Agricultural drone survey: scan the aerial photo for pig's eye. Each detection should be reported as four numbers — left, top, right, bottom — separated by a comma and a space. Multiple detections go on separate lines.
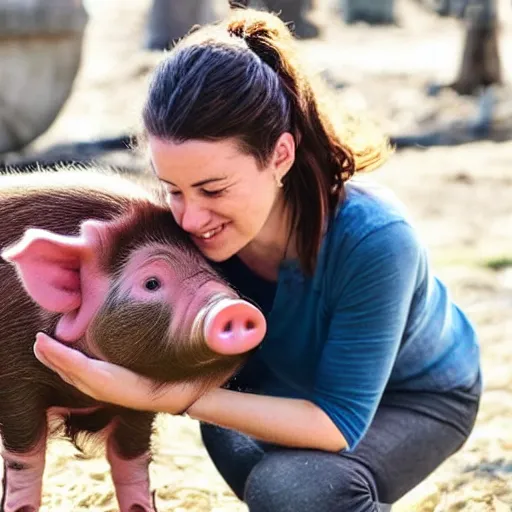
144, 277, 161, 291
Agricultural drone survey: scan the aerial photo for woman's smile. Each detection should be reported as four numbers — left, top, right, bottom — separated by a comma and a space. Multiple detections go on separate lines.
192, 223, 229, 246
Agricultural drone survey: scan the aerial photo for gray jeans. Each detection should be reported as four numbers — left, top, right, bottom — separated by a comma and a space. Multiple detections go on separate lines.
200, 375, 481, 512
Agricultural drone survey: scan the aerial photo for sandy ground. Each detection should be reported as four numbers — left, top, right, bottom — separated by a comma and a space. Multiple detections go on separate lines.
5, 0, 512, 510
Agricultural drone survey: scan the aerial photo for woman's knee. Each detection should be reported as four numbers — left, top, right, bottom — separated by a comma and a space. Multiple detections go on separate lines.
244, 450, 380, 512
200, 422, 264, 461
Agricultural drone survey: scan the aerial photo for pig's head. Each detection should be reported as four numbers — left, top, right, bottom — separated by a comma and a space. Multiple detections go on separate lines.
1, 203, 266, 388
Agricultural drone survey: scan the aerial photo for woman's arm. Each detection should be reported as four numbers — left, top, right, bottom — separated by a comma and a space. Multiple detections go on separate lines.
311, 221, 422, 449
33, 332, 347, 452
187, 387, 348, 452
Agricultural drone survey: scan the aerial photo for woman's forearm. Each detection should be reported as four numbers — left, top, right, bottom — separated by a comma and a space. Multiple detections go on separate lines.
185, 388, 348, 453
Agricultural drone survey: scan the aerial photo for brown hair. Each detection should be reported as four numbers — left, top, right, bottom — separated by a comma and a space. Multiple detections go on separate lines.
142, 8, 392, 275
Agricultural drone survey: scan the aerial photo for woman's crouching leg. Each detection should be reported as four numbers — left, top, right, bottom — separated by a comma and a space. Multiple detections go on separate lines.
244, 449, 382, 512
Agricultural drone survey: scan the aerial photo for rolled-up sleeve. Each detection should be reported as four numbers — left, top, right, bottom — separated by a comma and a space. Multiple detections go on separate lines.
312, 221, 422, 450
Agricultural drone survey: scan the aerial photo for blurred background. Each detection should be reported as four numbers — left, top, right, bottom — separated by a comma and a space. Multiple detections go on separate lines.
1, 0, 511, 510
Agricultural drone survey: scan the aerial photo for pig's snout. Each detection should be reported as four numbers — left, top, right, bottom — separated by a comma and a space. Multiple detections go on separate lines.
203, 299, 266, 355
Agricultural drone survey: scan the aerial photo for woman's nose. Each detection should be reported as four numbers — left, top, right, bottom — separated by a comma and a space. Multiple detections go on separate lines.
178, 202, 211, 234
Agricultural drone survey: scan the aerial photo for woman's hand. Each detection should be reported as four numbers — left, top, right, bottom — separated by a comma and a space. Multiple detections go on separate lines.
33, 332, 212, 414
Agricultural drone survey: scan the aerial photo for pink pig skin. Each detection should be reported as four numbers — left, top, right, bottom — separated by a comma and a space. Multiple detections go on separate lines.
107, 440, 156, 512
2, 446, 46, 512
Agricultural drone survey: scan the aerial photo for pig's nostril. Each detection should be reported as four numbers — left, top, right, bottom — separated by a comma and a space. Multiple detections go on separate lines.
222, 320, 256, 333
204, 299, 267, 354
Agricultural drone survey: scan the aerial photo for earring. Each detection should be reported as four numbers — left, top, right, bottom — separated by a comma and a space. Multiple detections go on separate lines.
274, 174, 283, 188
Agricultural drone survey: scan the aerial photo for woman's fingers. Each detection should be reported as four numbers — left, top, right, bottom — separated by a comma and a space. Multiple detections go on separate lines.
34, 332, 167, 410
35, 332, 89, 373
34, 332, 124, 401
32, 332, 221, 414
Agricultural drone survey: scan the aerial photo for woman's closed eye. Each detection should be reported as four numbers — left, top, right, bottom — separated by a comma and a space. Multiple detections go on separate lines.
201, 187, 227, 198
165, 187, 228, 198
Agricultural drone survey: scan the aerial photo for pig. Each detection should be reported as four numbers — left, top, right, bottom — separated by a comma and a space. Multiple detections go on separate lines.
0, 165, 266, 512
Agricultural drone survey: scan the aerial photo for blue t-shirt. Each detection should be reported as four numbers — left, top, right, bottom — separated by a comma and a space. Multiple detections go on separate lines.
214, 178, 481, 450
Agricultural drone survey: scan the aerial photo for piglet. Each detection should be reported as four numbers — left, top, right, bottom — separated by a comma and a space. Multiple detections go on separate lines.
0, 166, 266, 512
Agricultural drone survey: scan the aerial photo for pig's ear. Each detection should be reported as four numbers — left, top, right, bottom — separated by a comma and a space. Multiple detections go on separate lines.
2, 228, 92, 313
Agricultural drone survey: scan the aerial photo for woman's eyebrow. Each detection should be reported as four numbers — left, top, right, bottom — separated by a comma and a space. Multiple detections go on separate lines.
149, 160, 228, 187
157, 175, 229, 188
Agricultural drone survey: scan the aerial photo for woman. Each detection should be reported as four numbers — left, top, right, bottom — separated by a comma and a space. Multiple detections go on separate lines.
34, 8, 482, 511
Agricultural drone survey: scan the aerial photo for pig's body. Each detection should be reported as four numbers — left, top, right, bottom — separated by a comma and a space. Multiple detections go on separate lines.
0, 169, 170, 512
0, 167, 266, 512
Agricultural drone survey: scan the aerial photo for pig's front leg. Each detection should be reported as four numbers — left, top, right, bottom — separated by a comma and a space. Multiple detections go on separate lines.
0, 399, 47, 512
107, 410, 157, 512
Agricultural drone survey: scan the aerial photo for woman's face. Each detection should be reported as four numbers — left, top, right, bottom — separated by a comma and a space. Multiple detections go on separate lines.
148, 135, 295, 262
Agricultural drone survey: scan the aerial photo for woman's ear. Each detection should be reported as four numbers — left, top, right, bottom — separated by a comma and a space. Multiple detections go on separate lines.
271, 132, 296, 182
